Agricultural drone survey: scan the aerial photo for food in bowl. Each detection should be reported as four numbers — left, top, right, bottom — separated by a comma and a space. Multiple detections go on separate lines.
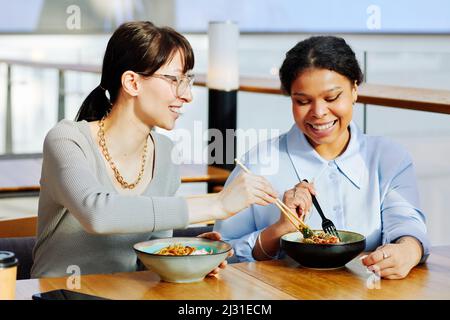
155, 243, 214, 256
134, 237, 231, 283
281, 230, 366, 269
302, 231, 340, 244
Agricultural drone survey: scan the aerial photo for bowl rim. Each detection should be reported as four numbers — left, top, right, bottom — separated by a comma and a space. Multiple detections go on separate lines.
133, 237, 232, 257
281, 230, 366, 247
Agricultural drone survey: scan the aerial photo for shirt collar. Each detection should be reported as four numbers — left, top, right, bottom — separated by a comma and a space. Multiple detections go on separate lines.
286, 121, 366, 189
286, 124, 327, 183
334, 121, 366, 189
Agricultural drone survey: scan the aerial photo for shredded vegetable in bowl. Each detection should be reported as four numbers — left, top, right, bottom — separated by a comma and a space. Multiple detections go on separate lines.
190, 248, 213, 255
155, 243, 214, 256
302, 231, 340, 244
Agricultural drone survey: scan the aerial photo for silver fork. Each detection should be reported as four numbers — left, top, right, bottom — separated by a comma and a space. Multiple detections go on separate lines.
302, 179, 341, 240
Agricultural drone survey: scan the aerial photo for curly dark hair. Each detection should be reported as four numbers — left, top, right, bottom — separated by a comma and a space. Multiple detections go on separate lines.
279, 36, 363, 95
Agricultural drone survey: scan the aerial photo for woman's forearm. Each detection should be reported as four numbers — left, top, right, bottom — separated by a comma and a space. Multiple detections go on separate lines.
185, 172, 279, 225
185, 193, 225, 224
252, 221, 290, 261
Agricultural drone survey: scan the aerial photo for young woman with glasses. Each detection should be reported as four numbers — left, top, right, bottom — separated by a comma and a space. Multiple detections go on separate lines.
31, 21, 278, 278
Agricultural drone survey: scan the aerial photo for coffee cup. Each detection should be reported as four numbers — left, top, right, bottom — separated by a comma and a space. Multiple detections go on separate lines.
0, 251, 18, 300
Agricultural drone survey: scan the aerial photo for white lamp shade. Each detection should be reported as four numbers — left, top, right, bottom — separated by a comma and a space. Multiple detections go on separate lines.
207, 21, 239, 91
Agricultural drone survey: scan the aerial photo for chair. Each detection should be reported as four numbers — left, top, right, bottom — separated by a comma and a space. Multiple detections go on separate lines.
0, 236, 36, 280
0, 216, 38, 279
172, 225, 213, 237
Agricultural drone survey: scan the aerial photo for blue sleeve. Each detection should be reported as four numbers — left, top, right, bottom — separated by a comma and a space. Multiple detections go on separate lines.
381, 154, 430, 264
213, 165, 261, 262
214, 211, 261, 263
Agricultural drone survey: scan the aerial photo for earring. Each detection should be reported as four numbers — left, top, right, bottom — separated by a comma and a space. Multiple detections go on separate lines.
105, 90, 113, 106
105, 89, 111, 101
99, 84, 113, 106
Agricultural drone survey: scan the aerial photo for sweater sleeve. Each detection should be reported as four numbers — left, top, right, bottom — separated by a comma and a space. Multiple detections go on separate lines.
41, 124, 189, 235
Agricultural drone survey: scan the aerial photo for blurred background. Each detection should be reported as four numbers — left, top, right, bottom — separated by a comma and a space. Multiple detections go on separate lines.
0, 0, 449, 245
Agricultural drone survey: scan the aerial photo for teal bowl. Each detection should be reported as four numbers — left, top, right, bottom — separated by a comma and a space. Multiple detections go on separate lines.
134, 237, 232, 283
281, 230, 366, 269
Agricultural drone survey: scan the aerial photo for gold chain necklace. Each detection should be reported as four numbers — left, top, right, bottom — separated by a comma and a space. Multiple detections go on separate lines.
97, 116, 148, 189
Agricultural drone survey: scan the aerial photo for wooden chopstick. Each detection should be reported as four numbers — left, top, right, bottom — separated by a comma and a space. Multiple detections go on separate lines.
276, 198, 311, 229
274, 201, 303, 230
234, 159, 312, 232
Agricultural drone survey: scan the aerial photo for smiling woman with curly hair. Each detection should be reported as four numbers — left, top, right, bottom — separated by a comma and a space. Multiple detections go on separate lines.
215, 36, 430, 280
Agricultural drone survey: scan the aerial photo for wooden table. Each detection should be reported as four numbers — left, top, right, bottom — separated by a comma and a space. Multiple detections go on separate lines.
15, 246, 450, 300
0, 216, 37, 238
234, 246, 450, 300
179, 164, 230, 184
15, 266, 293, 300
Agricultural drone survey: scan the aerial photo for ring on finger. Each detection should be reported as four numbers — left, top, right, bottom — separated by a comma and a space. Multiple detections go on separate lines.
382, 250, 390, 260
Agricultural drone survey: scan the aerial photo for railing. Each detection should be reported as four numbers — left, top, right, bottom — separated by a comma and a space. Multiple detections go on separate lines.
193, 74, 450, 114
1, 58, 450, 154
0, 153, 231, 195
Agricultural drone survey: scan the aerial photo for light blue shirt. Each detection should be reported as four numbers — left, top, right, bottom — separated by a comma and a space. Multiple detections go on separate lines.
214, 122, 430, 263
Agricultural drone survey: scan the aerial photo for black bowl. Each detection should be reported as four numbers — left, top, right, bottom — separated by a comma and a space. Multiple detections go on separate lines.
281, 230, 366, 269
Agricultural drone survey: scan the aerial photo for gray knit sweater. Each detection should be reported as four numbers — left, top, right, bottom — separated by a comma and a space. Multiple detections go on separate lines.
31, 119, 188, 278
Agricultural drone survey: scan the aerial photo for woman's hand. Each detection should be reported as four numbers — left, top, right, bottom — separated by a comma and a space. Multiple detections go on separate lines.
278, 181, 315, 233
361, 236, 423, 279
197, 231, 234, 278
217, 172, 278, 219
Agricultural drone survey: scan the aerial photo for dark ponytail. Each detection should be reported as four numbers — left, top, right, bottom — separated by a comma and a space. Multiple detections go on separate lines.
75, 21, 194, 121
75, 85, 112, 121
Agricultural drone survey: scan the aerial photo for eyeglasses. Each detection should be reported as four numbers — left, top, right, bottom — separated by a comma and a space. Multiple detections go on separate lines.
139, 72, 195, 97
